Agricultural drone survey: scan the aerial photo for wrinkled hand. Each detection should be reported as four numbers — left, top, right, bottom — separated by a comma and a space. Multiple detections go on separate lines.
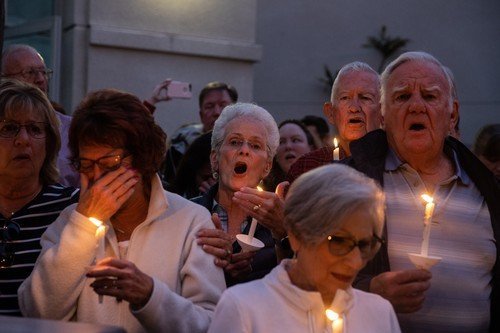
198, 177, 217, 195
76, 167, 139, 221
146, 79, 172, 105
370, 269, 432, 313
224, 251, 256, 279
87, 257, 153, 309
196, 213, 234, 268
232, 181, 289, 239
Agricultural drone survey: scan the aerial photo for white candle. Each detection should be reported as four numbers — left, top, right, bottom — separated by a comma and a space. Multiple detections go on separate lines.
325, 289, 348, 333
89, 217, 107, 303
248, 218, 258, 242
420, 194, 435, 257
248, 186, 264, 242
333, 137, 340, 161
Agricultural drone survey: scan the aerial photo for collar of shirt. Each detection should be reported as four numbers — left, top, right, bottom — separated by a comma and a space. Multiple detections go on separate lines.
212, 201, 249, 233
384, 145, 470, 186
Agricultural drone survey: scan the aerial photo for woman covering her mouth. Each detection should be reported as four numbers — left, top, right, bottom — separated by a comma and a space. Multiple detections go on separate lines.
193, 102, 280, 286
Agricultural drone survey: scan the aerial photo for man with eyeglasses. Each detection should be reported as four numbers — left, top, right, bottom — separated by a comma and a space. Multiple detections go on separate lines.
1, 44, 79, 188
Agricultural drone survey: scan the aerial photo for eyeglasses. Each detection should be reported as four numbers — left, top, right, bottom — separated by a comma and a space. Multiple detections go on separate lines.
327, 233, 385, 259
0, 220, 21, 268
2, 67, 53, 80
71, 153, 130, 173
0, 120, 48, 139
223, 137, 269, 152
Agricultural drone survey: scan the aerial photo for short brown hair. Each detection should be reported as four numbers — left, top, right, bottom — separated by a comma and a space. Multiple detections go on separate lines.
0, 78, 61, 185
69, 89, 167, 194
198, 81, 238, 108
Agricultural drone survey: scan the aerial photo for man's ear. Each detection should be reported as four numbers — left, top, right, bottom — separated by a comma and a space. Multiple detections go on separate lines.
323, 102, 336, 125
449, 100, 460, 134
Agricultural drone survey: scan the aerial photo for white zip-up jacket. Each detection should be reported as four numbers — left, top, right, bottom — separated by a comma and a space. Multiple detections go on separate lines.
19, 175, 225, 333
208, 260, 400, 333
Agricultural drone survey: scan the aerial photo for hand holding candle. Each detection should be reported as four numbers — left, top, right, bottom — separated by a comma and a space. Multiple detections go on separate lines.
333, 137, 340, 161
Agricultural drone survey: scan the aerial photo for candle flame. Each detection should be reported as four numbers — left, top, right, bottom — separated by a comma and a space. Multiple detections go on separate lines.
89, 217, 103, 227
325, 309, 339, 321
333, 137, 338, 148
257, 186, 263, 192
421, 194, 434, 204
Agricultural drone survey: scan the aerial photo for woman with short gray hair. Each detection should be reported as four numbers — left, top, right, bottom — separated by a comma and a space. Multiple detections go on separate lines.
194, 102, 281, 286
209, 164, 400, 333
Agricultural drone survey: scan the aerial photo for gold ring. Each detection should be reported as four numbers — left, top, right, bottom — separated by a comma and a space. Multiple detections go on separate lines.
225, 249, 232, 258
253, 204, 261, 211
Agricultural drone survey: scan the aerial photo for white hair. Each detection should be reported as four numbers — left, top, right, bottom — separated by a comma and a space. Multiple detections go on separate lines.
211, 102, 279, 160
330, 61, 380, 103
284, 164, 385, 245
380, 51, 454, 115
1, 44, 43, 72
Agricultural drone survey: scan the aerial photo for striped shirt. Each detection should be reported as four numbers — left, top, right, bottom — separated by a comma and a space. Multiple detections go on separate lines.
0, 184, 79, 316
384, 148, 494, 333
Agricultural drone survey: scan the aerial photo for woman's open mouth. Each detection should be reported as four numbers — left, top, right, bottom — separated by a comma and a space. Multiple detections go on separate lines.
234, 161, 248, 175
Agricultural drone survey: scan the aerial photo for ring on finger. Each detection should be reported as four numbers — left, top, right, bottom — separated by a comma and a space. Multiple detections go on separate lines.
253, 204, 261, 211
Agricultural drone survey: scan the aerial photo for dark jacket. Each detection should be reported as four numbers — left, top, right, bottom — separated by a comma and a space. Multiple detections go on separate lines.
191, 185, 277, 287
344, 129, 500, 332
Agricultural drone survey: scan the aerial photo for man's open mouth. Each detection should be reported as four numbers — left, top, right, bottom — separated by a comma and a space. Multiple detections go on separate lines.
348, 118, 364, 124
409, 123, 426, 131
234, 162, 247, 174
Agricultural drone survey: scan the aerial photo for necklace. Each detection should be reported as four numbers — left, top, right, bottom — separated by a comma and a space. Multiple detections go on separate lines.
0, 186, 42, 218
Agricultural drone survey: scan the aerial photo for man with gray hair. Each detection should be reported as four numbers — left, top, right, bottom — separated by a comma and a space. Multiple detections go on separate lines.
1, 44, 78, 187
287, 61, 381, 183
346, 51, 499, 332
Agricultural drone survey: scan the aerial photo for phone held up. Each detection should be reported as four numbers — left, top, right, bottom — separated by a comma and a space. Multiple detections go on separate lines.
167, 81, 192, 99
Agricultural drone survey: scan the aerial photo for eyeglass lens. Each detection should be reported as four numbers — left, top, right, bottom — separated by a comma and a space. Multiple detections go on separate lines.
327, 234, 381, 258
74, 155, 125, 172
0, 121, 47, 139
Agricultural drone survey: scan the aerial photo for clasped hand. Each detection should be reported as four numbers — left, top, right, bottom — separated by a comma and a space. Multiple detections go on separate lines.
87, 257, 154, 309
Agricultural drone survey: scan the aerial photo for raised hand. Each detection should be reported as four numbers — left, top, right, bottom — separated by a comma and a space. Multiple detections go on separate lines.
76, 167, 139, 221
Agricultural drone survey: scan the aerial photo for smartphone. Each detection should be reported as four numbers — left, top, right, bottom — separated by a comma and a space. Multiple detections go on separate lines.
167, 81, 192, 99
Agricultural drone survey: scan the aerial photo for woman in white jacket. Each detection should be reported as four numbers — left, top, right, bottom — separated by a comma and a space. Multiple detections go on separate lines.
209, 164, 401, 333
18, 89, 225, 333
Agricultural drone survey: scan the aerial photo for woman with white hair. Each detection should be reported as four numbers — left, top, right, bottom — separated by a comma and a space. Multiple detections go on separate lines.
194, 102, 280, 286
209, 164, 401, 333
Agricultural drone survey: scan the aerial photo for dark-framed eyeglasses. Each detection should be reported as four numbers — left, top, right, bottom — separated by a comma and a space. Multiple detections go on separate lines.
2, 67, 53, 80
71, 153, 130, 173
0, 120, 48, 139
327, 232, 385, 259
0, 220, 21, 268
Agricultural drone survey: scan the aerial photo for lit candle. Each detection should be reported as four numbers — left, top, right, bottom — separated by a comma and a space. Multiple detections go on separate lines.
333, 137, 340, 161
89, 217, 107, 303
325, 289, 348, 333
420, 194, 435, 257
248, 186, 264, 242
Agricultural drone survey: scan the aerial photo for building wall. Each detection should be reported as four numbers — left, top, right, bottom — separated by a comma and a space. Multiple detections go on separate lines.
254, 0, 500, 146
61, 0, 260, 138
